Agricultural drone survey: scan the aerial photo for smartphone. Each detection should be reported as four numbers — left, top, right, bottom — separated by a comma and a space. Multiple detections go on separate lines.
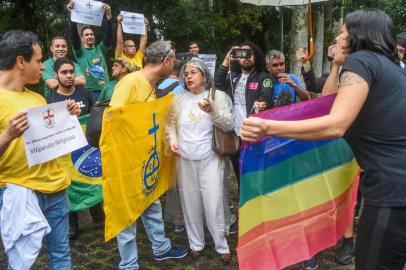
232, 48, 252, 59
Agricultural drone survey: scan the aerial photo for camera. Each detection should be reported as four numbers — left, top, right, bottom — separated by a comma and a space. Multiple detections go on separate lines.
232, 48, 252, 59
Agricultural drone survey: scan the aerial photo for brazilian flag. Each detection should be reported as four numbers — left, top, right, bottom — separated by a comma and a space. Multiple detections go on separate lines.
58, 115, 103, 211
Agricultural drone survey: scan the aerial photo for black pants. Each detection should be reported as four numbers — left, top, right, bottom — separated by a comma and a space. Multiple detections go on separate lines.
356, 205, 406, 270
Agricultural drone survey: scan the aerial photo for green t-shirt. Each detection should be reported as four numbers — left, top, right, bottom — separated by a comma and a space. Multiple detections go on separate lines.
72, 42, 110, 92
98, 80, 117, 102
41, 58, 84, 98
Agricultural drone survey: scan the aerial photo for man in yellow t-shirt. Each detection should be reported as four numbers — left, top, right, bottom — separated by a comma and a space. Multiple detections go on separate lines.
110, 40, 189, 269
0, 30, 80, 269
115, 14, 149, 72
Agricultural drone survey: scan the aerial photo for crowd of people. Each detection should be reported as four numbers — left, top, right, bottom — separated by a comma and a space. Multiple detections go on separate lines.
0, 3, 406, 270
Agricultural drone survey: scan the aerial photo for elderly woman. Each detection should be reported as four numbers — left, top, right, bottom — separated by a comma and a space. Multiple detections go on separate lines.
165, 58, 233, 262
241, 9, 406, 270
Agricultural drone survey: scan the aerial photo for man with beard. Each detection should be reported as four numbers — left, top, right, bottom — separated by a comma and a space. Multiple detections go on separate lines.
46, 57, 94, 115
67, 0, 113, 100
215, 41, 273, 234
46, 57, 101, 241
215, 41, 273, 180
110, 40, 189, 270
265, 50, 310, 106
42, 36, 86, 98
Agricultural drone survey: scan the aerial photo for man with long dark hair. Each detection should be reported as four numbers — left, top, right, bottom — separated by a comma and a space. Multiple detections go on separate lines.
215, 41, 273, 179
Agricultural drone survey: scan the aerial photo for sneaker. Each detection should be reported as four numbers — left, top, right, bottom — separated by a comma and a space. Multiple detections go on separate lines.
153, 246, 189, 261
302, 257, 319, 270
174, 224, 185, 233
335, 237, 354, 265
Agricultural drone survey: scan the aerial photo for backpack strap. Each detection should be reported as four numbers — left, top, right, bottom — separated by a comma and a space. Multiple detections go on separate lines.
156, 80, 179, 98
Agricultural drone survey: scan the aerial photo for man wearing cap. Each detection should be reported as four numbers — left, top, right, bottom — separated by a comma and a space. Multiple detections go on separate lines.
110, 40, 189, 270
115, 14, 148, 72
98, 58, 132, 102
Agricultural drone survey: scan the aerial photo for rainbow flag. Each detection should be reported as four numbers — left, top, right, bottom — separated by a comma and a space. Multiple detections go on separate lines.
237, 95, 359, 270
58, 115, 103, 211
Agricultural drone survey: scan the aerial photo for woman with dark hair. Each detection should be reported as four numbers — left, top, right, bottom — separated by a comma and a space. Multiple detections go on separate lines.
241, 8, 406, 270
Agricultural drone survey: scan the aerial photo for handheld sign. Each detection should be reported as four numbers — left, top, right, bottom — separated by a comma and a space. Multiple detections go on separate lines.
198, 54, 217, 78
120, 11, 145, 35
23, 101, 88, 167
71, 0, 104, 27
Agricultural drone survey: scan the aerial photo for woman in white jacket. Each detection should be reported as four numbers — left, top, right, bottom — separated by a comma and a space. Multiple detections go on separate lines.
165, 58, 233, 262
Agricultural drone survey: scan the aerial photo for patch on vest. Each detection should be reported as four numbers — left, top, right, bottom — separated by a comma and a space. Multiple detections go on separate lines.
263, 79, 273, 88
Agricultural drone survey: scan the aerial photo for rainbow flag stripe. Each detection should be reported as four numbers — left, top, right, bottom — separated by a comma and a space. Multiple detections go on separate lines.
237, 95, 359, 270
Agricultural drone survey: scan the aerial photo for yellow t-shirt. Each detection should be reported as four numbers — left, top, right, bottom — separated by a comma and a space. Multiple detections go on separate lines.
115, 50, 144, 72
0, 88, 70, 193
110, 71, 155, 106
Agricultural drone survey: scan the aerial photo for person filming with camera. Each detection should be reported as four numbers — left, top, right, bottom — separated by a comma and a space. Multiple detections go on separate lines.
214, 42, 273, 223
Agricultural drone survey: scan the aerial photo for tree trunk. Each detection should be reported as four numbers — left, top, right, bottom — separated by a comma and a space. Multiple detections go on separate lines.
313, 4, 324, 78
289, 6, 308, 79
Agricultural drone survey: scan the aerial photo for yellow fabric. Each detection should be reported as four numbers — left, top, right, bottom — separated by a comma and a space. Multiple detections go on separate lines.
110, 71, 155, 106
0, 88, 70, 192
115, 50, 144, 72
100, 94, 174, 241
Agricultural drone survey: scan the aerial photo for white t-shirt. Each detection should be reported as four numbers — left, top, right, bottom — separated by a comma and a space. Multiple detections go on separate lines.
233, 73, 248, 135
178, 91, 214, 160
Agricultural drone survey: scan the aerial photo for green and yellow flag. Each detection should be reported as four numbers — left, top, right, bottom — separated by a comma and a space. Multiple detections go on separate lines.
100, 95, 174, 241
58, 115, 103, 212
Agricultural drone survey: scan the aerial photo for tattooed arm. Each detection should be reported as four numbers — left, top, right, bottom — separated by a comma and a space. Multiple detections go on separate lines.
240, 71, 369, 142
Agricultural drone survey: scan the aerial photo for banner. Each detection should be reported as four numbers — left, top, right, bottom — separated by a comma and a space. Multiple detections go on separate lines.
71, 0, 104, 27
23, 101, 87, 167
100, 95, 174, 241
198, 54, 217, 78
237, 94, 359, 270
120, 11, 145, 35
58, 115, 103, 212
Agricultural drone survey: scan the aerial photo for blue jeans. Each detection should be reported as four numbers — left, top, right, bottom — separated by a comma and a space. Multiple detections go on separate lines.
117, 200, 171, 270
0, 188, 71, 270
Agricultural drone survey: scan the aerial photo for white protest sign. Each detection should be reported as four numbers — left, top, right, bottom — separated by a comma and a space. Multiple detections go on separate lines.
23, 101, 88, 167
71, 0, 104, 27
120, 11, 145, 35
198, 54, 217, 78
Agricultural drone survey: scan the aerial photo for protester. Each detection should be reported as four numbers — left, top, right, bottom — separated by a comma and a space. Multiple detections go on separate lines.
98, 57, 132, 102
166, 58, 233, 262
298, 40, 357, 266
67, 0, 113, 100
42, 36, 86, 98
0, 30, 80, 270
215, 41, 273, 180
157, 58, 184, 97
115, 14, 148, 72
396, 32, 406, 68
45, 57, 104, 240
188, 41, 200, 56
158, 58, 185, 233
241, 8, 406, 270
265, 50, 310, 106
109, 40, 189, 269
